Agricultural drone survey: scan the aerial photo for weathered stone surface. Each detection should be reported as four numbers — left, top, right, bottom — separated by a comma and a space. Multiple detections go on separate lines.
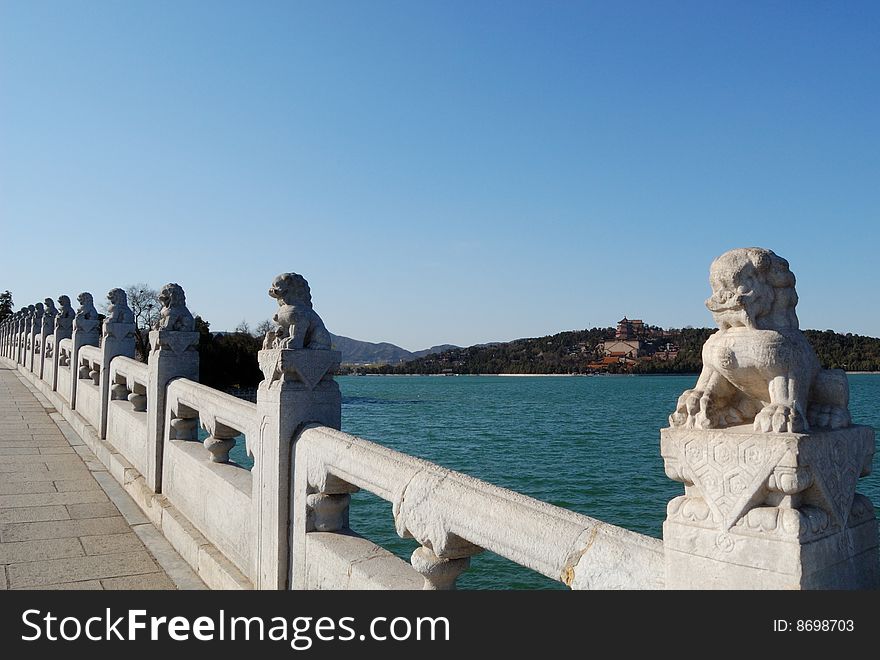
131, 523, 206, 590
670, 248, 851, 434
55, 295, 74, 337
0, 505, 70, 524
265, 272, 332, 350
67, 502, 120, 519
102, 572, 176, 590
662, 249, 877, 590
0, 516, 132, 542
0, 538, 84, 564
661, 423, 877, 589
7, 550, 159, 588
0, 482, 57, 496
19, 579, 103, 590
53, 479, 101, 492
146, 317, 199, 490
80, 533, 144, 555
303, 531, 423, 590
154, 283, 195, 331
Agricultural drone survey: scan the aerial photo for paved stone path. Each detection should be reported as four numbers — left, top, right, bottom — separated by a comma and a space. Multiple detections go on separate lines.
0, 363, 205, 590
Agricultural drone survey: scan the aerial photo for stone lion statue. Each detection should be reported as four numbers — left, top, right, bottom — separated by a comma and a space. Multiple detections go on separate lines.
75, 292, 98, 320
56, 295, 74, 331
42, 297, 57, 329
105, 288, 134, 324
669, 247, 850, 433
267, 272, 332, 350
155, 283, 195, 332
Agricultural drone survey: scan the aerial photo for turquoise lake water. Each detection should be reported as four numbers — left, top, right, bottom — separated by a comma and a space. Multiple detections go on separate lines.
229, 373, 880, 590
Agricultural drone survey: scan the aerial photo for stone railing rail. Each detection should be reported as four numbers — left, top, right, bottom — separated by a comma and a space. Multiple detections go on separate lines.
163, 378, 257, 582
292, 424, 664, 589
1, 255, 877, 590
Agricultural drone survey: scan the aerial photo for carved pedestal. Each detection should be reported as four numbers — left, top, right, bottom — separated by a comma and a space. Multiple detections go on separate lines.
147, 330, 199, 491
254, 347, 342, 589
99, 321, 136, 438
70, 319, 100, 408
661, 425, 878, 589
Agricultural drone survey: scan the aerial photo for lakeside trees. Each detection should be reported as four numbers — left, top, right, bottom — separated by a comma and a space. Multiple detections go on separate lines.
352, 327, 880, 375
0, 291, 13, 323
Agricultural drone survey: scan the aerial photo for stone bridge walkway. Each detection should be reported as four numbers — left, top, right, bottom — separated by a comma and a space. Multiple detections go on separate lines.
0, 364, 205, 590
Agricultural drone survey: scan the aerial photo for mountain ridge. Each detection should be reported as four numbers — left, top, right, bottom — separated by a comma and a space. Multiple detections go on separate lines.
329, 333, 458, 365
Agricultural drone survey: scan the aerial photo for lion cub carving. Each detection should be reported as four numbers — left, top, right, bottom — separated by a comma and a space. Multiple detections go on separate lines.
266, 272, 332, 350
669, 247, 850, 433
154, 283, 195, 332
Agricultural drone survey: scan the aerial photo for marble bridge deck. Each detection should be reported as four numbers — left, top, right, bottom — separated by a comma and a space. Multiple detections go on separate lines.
0, 363, 204, 590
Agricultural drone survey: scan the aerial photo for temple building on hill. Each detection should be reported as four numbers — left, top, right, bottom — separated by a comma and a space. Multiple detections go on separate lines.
593, 318, 680, 369
600, 317, 647, 359
615, 317, 644, 340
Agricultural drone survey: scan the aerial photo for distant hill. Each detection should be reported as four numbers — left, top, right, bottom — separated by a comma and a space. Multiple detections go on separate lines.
410, 344, 459, 359
330, 334, 459, 365
360, 327, 880, 375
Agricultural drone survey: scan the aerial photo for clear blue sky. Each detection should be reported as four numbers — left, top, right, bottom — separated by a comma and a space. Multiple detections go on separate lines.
1, 1, 877, 350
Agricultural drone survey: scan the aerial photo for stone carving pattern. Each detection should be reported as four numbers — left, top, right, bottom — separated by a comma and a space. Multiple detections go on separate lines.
669, 247, 851, 433
663, 430, 874, 543
55, 295, 75, 334
74, 292, 99, 332
154, 283, 195, 332
266, 272, 331, 350
42, 298, 57, 334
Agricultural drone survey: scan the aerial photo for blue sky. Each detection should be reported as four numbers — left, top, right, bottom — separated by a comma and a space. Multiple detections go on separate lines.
1, 1, 877, 350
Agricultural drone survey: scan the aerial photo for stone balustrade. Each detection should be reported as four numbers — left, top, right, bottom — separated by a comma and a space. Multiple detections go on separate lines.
292, 424, 664, 589
0, 253, 877, 590
163, 378, 257, 582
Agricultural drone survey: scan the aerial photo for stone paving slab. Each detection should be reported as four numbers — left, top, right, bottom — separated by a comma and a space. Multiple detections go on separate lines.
0, 537, 84, 564
0, 482, 57, 496
0, 364, 205, 590
102, 572, 176, 590
0, 490, 108, 508
80, 533, 144, 556
19, 579, 102, 590
53, 478, 102, 492
6, 550, 160, 588
0, 505, 70, 524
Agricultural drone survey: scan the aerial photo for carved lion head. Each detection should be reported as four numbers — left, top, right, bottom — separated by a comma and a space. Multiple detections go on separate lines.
58, 295, 71, 308
77, 292, 93, 307
159, 283, 186, 309
269, 272, 313, 308
107, 288, 127, 307
706, 247, 798, 331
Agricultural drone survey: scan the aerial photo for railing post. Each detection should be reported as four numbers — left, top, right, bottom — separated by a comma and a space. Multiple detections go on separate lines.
70, 293, 100, 410
28, 302, 43, 373
20, 305, 34, 366
146, 283, 199, 492
21, 308, 33, 366
38, 298, 57, 380
98, 288, 136, 439
253, 272, 341, 590
52, 296, 74, 392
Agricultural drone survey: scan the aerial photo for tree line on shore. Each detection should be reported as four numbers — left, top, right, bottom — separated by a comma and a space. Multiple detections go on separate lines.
343, 327, 880, 376
4, 288, 879, 387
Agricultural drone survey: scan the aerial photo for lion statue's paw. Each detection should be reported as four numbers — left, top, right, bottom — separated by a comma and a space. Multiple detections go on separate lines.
807, 404, 851, 430
753, 403, 807, 433
669, 389, 721, 429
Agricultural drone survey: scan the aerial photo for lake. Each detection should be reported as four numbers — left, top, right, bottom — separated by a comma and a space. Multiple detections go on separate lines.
230, 373, 880, 589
